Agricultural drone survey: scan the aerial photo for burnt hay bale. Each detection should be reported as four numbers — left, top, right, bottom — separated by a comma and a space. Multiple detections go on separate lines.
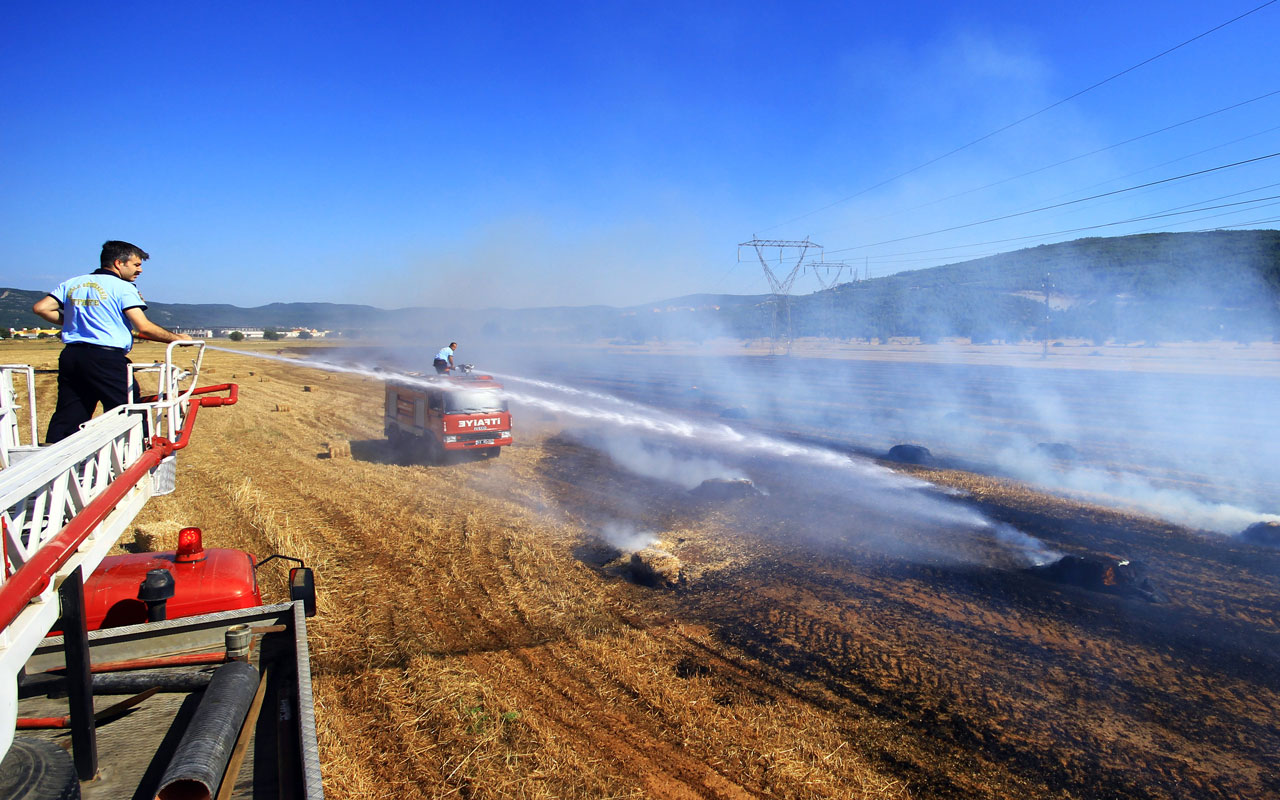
1029, 555, 1166, 603
887, 444, 932, 465
689, 478, 761, 500
1239, 521, 1280, 547
1035, 442, 1078, 461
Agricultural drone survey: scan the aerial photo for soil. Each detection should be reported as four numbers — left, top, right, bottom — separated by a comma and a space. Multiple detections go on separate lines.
7, 338, 1277, 799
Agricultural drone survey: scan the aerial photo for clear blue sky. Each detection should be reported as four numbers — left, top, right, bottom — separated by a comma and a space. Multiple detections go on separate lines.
2, 1, 1277, 309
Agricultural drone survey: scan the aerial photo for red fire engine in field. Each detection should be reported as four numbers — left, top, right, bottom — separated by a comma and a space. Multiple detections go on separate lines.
385, 365, 512, 462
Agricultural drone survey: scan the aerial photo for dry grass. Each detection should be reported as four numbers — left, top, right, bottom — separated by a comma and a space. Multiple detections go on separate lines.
7, 337, 1275, 800
15, 339, 908, 799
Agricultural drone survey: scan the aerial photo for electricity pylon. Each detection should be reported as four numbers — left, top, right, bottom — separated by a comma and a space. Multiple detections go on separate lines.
805, 261, 852, 339
737, 237, 821, 353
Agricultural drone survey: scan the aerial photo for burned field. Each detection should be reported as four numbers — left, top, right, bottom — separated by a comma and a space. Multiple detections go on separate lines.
539, 431, 1280, 800
499, 349, 1280, 516
43, 340, 1273, 800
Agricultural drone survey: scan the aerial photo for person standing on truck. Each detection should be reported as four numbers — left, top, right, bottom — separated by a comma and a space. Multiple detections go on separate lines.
32, 240, 191, 443
433, 341, 457, 374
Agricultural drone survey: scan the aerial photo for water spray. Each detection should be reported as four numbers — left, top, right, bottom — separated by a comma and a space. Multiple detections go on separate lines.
207, 347, 1061, 565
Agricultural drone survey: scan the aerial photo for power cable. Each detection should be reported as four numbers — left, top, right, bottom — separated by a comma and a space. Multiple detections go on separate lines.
811, 93, 1280, 239
759, 0, 1279, 235
824, 151, 1280, 254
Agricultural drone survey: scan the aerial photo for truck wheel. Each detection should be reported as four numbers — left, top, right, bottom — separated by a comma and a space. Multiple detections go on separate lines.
0, 737, 80, 800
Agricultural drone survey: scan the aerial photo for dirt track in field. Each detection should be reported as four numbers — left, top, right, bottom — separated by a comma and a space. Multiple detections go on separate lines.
14, 338, 1277, 799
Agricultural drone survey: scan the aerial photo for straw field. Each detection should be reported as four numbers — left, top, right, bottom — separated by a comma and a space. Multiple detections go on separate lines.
7, 338, 1278, 799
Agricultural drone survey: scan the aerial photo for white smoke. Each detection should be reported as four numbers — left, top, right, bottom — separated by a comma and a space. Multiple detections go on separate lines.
991, 522, 1062, 567
599, 520, 660, 553
590, 434, 747, 490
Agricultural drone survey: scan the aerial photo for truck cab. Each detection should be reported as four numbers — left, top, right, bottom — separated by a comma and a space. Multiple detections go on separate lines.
385, 368, 513, 462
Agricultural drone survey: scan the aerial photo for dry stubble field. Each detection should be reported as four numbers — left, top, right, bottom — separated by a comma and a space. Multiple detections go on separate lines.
7, 338, 1278, 799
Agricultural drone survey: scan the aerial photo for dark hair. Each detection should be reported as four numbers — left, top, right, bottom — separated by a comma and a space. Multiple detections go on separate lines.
100, 240, 150, 270
450, 342, 458, 348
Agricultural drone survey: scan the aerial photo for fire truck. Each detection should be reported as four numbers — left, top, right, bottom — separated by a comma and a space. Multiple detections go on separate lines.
384, 365, 512, 462
0, 343, 321, 800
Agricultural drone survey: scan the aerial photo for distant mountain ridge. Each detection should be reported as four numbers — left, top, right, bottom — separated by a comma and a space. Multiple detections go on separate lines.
3, 231, 1276, 343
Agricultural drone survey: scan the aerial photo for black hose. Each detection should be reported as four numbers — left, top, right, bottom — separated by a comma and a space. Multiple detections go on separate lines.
155, 660, 259, 800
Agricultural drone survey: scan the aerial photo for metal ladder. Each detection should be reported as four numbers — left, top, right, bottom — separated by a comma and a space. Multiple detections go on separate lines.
0, 341, 231, 759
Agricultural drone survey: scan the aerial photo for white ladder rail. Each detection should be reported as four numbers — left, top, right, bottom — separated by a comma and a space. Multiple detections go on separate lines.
0, 342, 208, 759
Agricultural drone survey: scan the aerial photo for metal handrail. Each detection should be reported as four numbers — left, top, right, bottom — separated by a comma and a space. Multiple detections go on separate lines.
0, 343, 237, 760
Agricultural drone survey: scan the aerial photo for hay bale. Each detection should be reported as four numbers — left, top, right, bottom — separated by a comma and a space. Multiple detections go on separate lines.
328, 441, 351, 459
625, 548, 683, 587
887, 444, 932, 464
1029, 555, 1165, 603
302, 385, 312, 392
275, 403, 291, 412
689, 478, 761, 500
1035, 442, 1078, 461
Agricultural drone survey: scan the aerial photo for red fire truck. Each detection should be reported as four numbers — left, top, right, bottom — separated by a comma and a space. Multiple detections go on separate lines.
384, 365, 512, 462
0, 343, 321, 800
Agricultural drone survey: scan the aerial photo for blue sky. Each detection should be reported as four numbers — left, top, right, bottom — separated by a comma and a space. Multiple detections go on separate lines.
2, 1, 1277, 309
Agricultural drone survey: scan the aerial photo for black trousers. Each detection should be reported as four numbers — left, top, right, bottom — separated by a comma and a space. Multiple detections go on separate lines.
433, 358, 449, 374
45, 344, 139, 443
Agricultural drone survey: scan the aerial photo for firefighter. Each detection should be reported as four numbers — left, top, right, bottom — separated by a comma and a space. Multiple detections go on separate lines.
433, 341, 457, 374
32, 240, 191, 443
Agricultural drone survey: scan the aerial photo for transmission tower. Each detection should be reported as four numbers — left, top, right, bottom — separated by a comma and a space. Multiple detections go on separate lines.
737, 237, 821, 353
805, 261, 853, 339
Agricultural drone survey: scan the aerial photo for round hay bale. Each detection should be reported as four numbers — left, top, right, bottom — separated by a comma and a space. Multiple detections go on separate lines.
625, 548, 683, 587
327, 441, 351, 459
1240, 521, 1280, 547
1035, 442, 1078, 461
1029, 555, 1165, 603
887, 444, 932, 464
689, 478, 761, 500
275, 403, 291, 412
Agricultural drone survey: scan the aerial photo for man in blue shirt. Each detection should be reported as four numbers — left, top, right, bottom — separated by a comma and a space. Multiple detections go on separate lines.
433, 342, 457, 374
32, 240, 191, 443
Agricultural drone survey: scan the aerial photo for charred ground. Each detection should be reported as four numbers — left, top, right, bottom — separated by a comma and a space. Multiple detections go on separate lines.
9, 338, 1275, 799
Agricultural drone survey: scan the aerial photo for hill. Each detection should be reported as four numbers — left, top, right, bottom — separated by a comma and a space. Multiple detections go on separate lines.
4, 231, 1277, 343
784, 230, 1280, 343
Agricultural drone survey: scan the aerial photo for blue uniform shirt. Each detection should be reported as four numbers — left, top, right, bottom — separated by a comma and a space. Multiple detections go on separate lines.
435, 345, 454, 361
49, 269, 146, 352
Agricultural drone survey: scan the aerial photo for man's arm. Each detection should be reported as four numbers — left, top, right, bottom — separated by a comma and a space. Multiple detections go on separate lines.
124, 307, 192, 343
32, 296, 63, 326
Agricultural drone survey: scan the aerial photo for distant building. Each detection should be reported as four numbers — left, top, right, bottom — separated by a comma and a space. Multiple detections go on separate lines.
7, 327, 60, 339
210, 327, 328, 339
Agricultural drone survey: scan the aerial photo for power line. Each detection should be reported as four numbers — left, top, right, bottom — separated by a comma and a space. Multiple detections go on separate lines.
810, 92, 1280, 239
824, 151, 1280, 254
759, 0, 1279, 234
844, 182, 1280, 267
